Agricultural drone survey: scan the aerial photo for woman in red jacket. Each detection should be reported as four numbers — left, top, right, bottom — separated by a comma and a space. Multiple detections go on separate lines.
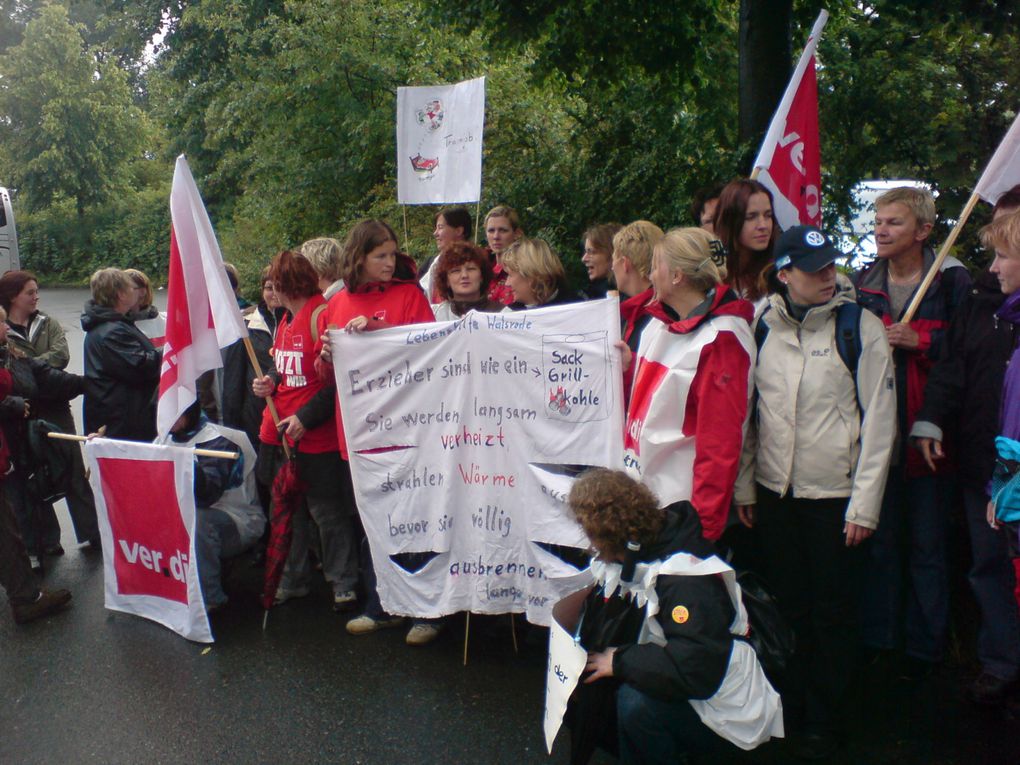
318, 220, 437, 645
253, 250, 358, 612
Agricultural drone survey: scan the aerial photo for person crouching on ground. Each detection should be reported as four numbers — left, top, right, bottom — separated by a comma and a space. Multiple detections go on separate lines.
158, 401, 265, 612
565, 468, 782, 764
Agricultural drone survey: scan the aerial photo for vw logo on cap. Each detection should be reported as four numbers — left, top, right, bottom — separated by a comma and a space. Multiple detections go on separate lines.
805, 230, 826, 247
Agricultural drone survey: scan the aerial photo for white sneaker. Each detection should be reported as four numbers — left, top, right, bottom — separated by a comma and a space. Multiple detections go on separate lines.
405, 622, 442, 646
345, 613, 406, 635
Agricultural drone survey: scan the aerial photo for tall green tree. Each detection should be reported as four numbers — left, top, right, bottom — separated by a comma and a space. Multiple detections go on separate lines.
0, 4, 147, 218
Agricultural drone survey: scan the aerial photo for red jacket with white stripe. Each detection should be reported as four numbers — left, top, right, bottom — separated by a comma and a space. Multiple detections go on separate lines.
855, 248, 971, 477
624, 287, 755, 540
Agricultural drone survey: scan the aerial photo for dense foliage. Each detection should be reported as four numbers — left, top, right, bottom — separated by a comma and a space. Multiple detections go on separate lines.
0, 0, 1017, 289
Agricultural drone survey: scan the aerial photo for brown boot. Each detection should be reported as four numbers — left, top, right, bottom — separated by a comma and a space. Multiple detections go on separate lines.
11, 589, 72, 624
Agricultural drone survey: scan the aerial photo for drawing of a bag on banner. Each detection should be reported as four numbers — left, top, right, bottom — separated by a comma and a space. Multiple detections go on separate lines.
542, 331, 613, 423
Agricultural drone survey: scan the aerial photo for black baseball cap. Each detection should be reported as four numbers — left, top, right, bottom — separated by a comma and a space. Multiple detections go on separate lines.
773, 225, 842, 273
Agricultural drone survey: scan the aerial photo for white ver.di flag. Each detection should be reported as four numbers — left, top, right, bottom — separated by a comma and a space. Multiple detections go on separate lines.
331, 299, 625, 625
158, 155, 248, 438
85, 438, 212, 643
397, 76, 485, 204
975, 110, 1020, 205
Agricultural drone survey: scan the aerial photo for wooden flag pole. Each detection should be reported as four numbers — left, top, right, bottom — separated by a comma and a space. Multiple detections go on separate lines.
750, 167, 762, 181
402, 206, 410, 251
474, 200, 481, 244
48, 432, 239, 459
900, 191, 981, 325
243, 336, 291, 460
463, 612, 471, 666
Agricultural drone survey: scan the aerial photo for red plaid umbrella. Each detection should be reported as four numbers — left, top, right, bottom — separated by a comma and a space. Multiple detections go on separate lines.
261, 449, 307, 611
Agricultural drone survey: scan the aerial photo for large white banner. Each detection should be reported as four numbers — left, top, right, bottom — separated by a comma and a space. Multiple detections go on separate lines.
331, 299, 624, 624
85, 438, 212, 643
396, 76, 485, 204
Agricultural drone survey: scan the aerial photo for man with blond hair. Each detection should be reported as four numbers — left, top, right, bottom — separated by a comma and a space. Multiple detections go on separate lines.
855, 186, 971, 677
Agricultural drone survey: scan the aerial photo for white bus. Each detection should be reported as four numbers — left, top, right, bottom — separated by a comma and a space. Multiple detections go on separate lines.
0, 187, 20, 273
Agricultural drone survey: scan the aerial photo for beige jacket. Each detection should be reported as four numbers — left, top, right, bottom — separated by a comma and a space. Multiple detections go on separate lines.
734, 290, 896, 529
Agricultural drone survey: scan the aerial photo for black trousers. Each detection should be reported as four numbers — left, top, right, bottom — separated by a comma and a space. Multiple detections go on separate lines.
0, 486, 39, 606
755, 485, 862, 736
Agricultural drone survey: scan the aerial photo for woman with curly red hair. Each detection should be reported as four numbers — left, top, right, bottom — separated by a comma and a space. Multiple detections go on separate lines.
431, 241, 503, 320
565, 468, 782, 761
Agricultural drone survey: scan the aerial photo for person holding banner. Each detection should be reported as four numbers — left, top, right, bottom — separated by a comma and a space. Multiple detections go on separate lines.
253, 250, 358, 611
622, 228, 754, 542
318, 220, 436, 641
484, 205, 524, 305
610, 220, 664, 404
581, 223, 621, 300
430, 241, 502, 320
910, 191, 1020, 705
564, 468, 782, 762
855, 187, 971, 677
81, 268, 162, 441
0, 271, 100, 553
734, 225, 896, 758
712, 179, 778, 310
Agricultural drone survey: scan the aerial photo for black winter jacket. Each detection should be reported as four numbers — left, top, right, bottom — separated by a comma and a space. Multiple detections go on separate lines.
579, 503, 736, 702
81, 301, 161, 441
914, 270, 1020, 490
0, 346, 85, 460
221, 301, 281, 448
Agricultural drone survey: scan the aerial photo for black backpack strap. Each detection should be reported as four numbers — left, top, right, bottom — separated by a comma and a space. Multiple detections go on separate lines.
834, 302, 864, 414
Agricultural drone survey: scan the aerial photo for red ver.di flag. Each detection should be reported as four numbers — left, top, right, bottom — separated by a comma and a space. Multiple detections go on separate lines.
752, 10, 828, 230
158, 155, 248, 438
85, 438, 212, 643
397, 76, 485, 204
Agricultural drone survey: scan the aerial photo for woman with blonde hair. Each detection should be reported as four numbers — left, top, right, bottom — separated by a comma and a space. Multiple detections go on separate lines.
301, 237, 345, 299
612, 221, 664, 403
81, 268, 161, 441
622, 227, 755, 541
501, 238, 580, 311
484, 205, 523, 305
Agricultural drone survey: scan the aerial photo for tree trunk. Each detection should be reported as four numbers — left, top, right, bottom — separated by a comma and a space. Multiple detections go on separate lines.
738, 0, 793, 156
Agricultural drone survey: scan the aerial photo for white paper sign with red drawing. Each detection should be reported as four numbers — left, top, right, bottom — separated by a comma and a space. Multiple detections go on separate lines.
85, 438, 212, 643
330, 298, 625, 625
396, 76, 485, 204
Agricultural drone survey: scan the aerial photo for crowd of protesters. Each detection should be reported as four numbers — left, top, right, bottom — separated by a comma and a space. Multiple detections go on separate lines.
3, 182, 1020, 764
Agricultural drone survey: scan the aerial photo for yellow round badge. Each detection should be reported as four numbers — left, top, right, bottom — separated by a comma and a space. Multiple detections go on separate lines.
671, 605, 689, 624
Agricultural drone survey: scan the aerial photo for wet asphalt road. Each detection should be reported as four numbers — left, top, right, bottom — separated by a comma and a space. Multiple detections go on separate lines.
0, 288, 576, 765
4, 288, 1020, 764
